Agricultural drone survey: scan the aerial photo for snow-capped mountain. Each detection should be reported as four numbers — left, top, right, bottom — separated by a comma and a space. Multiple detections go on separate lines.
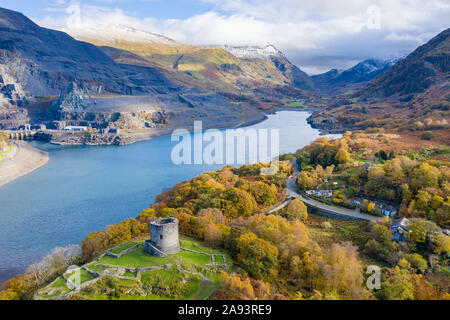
214, 44, 284, 59
67, 24, 184, 46
337, 58, 402, 83
312, 57, 404, 95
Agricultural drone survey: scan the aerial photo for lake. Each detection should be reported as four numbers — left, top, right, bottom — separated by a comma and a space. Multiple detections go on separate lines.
0, 110, 340, 283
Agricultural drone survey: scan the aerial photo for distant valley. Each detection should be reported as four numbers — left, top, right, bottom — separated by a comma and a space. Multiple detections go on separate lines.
0, 6, 448, 146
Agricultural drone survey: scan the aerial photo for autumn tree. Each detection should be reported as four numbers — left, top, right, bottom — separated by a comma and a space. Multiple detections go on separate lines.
203, 223, 223, 245
249, 181, 277, 205
284, 198, 308, 222
411, 163, 440, 192
403, 253, 428, 273
236, 232, 279, 281
318, 242, 369, 299
335, 148, 351, 164
378, 267, 414, 300
432, 233, 450, 255
222, 188, 258, 218
409, 219, 440, 243
297, 170, 321, 190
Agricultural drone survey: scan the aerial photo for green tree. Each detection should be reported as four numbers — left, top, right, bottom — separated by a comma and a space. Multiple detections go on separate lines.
421, 131, 434, 140
403, 253, 427, 273
411, 163, 440, 192
432, 233, 450, 255
409, 219, 439, 243
380, 267, 414, 300
376, 150, 388, 161
430, 195, 444, 211
389, 150, 396, 159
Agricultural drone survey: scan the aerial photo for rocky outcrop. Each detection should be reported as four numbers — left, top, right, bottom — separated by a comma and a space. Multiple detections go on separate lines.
0, 7, 181, 99
50, 132, 134, 146
0, 102, 28, 129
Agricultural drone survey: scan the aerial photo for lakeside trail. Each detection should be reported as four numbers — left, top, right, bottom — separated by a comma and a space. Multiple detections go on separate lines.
0, 141, 49, 188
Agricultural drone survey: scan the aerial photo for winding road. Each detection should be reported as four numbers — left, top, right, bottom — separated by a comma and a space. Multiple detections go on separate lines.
285, 158, 380, 222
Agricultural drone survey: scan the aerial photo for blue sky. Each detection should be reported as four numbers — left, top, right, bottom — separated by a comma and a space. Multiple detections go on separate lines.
1, 0, 449, 74
4, 0, 213, 20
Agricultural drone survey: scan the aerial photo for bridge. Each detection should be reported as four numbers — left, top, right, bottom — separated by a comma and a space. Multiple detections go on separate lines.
6, 130, 51, 141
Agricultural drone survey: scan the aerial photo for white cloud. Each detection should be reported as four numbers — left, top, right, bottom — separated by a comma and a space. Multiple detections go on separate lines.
36, 0, 450, 74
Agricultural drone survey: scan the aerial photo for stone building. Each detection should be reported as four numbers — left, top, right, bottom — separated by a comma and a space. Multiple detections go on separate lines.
144, 217, 180, 257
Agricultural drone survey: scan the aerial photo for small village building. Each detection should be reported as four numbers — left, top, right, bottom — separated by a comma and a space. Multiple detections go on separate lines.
63, 126, 88, 132
390, 218, 411, 242
306, 189, 333, 198
18, 124, 31, 131
382, 205, 397, 217
30, 124, 46, 131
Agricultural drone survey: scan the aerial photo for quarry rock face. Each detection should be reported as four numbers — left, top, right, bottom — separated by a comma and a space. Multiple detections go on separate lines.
0, 103, 28, 129
0, 7, 180, 99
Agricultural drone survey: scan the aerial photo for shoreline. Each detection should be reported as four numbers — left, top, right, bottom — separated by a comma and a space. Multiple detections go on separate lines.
0, 141, 49, 188
0, 108, 333, 286
0, 107, 320, 188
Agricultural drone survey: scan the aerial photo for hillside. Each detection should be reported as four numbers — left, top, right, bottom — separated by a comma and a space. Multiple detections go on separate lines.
308, 29, 450, 135
357, 28, 450, 99
34, 236, 231, 300
0, 7, 268, 136
0, 7, 178, 100
312, 58, 399, 95
2, 136, 449, 300
75, 30, 315, 100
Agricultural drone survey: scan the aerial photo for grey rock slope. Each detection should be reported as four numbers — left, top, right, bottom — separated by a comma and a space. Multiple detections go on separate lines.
0, 7, 180, 102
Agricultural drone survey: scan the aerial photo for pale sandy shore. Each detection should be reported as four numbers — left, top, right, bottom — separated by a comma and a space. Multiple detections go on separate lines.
0, 141, 49, 188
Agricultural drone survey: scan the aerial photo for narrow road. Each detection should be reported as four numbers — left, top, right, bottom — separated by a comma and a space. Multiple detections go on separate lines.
286, 158, 380, 222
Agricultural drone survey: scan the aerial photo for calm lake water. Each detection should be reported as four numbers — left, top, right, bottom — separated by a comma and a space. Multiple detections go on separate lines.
0, 110, 340, 283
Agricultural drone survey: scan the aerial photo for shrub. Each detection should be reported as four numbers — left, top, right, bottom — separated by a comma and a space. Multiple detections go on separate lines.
421, 131, 434, 140
321, 221, 332, 229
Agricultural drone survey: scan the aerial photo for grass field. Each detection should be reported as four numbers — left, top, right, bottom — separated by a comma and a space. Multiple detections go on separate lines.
109, 242, 137, 255
67, 268, 96, 284
37, 236, 231, 300
36, 277, 72, 299
0, 144, 13, 158
283, 101, 307, 108
97, 247, 212, 268
122, 271, 137, 278
92, 237, 231, 270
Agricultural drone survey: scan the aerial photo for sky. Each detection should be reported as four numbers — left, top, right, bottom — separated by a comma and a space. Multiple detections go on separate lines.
1, 0, 449, 74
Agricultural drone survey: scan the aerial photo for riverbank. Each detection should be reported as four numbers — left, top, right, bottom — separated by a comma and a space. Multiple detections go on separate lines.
0, 141, 49, 188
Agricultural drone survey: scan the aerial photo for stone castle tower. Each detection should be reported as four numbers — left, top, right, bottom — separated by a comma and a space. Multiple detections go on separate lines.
144, 217, 180, 257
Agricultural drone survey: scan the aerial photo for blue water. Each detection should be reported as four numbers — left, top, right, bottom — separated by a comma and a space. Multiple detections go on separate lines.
0, 111, 340, 283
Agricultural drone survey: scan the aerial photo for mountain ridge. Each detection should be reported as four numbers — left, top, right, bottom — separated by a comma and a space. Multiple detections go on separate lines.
356, 28, 450, 99
311, 57, 401, 95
